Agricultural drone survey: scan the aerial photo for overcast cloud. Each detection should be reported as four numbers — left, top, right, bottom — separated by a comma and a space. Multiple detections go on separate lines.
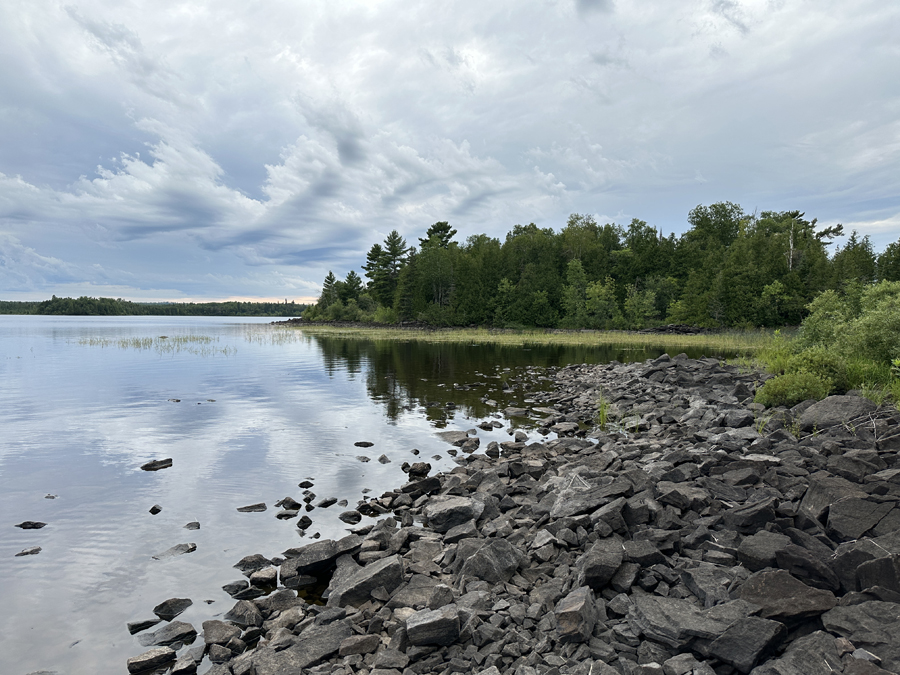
1, 0, 898, 301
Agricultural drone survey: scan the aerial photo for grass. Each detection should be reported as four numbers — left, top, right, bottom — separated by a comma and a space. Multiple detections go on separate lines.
289, 324, 776, 352
78, 334, 236, 357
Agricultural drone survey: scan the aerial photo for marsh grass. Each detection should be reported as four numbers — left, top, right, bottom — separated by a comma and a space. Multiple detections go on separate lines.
78, 334, 236, 357
291, 325, 776, 353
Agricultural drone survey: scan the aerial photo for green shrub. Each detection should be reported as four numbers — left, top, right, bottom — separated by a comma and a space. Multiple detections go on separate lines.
754, 372, 832, 408
786, 347, 848, 393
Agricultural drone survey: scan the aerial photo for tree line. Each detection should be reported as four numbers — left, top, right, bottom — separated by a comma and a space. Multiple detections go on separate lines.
0, 296, 307, 316
302, 202, 900, 329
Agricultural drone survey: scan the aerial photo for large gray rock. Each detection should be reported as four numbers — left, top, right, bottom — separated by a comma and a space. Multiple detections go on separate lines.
857, 553, 900, 593
423, 497, 484, 533
707, 617, 787, 674
550, 479, 632, 519
251, 621, 352, 675
202, 620, 241, 646
748, 630, 843, 675
737, 531, 791, 572
458, 539, 526, 584
821, 601, 900, 672
555, 586, 598, 643
406, 604, 460, 646
827, 498, 895, 542
798, 395, 877, 432
127, 647, 176, 673
224, 599, 263, 627
326, 554, 403, 608
738, 570, 836, 622
152, 543, 196, 560
575, 537, 624, 590
137, 621, 196, 647
799, 474, 867, 524
152, 597, 192, 621
832, 529, 900, 593
774, 545, 840, 592
626, 595, 734, 649
281, 535, 362, 580
681, 563, 734, 608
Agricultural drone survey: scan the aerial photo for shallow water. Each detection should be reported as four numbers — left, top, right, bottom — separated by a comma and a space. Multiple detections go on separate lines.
0, 317, 726, 674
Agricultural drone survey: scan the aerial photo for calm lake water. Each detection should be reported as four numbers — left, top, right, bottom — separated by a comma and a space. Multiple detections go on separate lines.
0, 316, 724, 675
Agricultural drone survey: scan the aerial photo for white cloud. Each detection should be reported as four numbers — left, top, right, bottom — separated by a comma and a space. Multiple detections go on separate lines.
0, 0, 898, 299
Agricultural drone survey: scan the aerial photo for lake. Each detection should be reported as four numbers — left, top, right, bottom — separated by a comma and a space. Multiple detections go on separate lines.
0, 316, 723, 674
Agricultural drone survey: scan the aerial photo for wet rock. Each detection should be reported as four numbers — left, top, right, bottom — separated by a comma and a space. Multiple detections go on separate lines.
127, 647, 176, 673
738, 569, 836, 622
127, 618, 161, 635
140, 458, 173, 471
234, 553, 272, 575
707, 617, 787, 673
436, 430, 470, 446
378, 454, 391, 464
236, 503, 267, 512
339, 510, 362, 524
152, 543, 196, 560
15, 521, 46, 529
15, 546, 42, 556
356, 455, 370, 463
183, 521, 200, 530
153, 598, 192, 621
138, 620, 196, 647
149, 504, 162, 515
354, 441, 374, 447
406, 604, 460, 646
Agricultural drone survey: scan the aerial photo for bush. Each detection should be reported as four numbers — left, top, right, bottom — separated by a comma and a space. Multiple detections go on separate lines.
754, 372, 832, 408
786, 347, 848, 393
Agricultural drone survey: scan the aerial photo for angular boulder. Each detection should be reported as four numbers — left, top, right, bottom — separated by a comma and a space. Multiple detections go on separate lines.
737, 570, 836, 622
423, 496, 484, 533
798, 396, 877, 432
326, 554, 403, 608
555, 586, 598, 643
406, 604, 460, 646
458, 539, 526, 584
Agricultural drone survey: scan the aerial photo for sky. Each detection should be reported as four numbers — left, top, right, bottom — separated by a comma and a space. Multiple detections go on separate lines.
1, 0, 898, 303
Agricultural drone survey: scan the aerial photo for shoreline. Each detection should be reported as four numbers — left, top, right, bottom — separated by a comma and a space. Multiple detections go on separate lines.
127, 354, 900, 675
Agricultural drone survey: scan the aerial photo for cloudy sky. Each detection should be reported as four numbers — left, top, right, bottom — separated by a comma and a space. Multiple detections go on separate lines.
1, 0, 898, 302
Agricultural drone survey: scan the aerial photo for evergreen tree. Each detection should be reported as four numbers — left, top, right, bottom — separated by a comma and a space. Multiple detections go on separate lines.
419, 222, 457, 249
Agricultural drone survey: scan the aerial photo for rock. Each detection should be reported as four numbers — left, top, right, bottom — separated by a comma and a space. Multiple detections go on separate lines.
750, 630, 843, 675
127, 618, 161, 635
250, 566, 277, 586
326, 554, 403, 608
798, 395, 878, 431
555, 586, 598, 643
250, 622, 352, 675
354, 441, 374, 447
152, 543, 196, 560
626, 595, 734, 649
281, 536, 361, 581
423, 496, 485, 533
224, 599, 264, 627
436, 430, 470, 446
152, 597, 192, 620
774, 545, 841, 592
15, 546, 42, 556
378, 454, 391, 464
736, 530, 791, 572
722, 497, 776, 532
149, 504, 162, 515
183, 521, 200, 530
138, 620, 197, 647
822, 601, 900, 672
459, 539, 526, 584
127, 647, 176, 673
373, 649, 410, 669
738, 570, 836, 622
202, 620, 242, 645
356, 455, 370, 463
857, 554, 900, 594
339, 510, 362, 524
406, 604, 460, 646
338, 634, 381, 656
236, 503, 267, 512
707, 617, 787, 673
171, 652, 198, 674
15, 521, 47, 529
234, 553, 272, 575
827, 498, 895, 542
141, 458, 173, 471
681, 564, 734, 608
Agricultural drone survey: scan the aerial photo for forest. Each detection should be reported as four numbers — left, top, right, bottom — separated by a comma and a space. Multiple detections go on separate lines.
302, 202, 900, 330
0, 297, 307, 316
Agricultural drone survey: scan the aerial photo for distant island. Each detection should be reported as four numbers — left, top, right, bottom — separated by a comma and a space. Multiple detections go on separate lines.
0, 296, 308, 317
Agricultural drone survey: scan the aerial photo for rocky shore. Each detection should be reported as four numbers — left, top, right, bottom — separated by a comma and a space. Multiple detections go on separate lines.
128, 354, 900, 675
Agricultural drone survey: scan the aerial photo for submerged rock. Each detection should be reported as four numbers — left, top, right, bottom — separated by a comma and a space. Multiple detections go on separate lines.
140, 458, 173, 471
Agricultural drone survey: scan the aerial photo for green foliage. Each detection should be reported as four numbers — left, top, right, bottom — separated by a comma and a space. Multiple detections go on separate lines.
25, 295, 306, 317
786, 347, 847, 393
754, 372, 832, 408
